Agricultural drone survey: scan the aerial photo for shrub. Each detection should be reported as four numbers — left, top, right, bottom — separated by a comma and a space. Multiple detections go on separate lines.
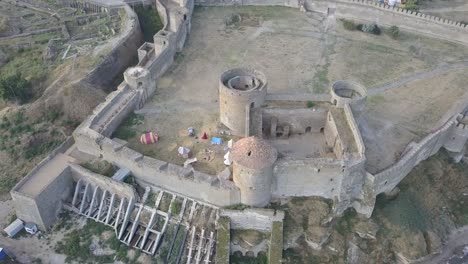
0, 73, 32, 103
387, 25, 400, 39
341, 19, 356, 31
360, 23, 381, 35
306, 101, 315, 108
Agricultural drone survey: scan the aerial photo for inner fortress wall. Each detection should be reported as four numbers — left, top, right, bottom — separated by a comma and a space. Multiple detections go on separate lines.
261, 108, 327, 136
272, 158, 344, 199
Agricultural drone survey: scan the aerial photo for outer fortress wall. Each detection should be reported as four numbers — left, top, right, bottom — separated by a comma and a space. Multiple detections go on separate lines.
82, 5, 144, 87
73, 0, 242, 208
194, 0, 468, 46
66, 0, 468, 217
195, 0, 299, 7
373, 116, 459, 194
309, 0, 468, 46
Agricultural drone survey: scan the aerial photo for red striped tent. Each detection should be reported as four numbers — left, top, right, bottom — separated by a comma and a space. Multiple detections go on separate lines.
140, 132, 159, 144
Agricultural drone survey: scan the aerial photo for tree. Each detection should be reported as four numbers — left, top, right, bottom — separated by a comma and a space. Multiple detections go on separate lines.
0, 73, 32, 103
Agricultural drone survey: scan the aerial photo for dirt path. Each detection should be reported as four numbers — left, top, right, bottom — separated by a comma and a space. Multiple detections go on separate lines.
368, 61, 468, 96
414, 227, 468, 264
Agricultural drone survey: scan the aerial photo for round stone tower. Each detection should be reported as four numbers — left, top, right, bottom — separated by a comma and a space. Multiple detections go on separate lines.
124, 66, 149, 90
230, 136, 277, 207
219, 68, 267, 136
330, 80, 367, 108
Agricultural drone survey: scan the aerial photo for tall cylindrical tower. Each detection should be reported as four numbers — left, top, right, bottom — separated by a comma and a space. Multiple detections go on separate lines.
219, 68, 267, 136
230, 136, 277, 207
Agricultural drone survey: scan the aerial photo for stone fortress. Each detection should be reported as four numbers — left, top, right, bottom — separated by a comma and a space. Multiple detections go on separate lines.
8, 0, 468, 262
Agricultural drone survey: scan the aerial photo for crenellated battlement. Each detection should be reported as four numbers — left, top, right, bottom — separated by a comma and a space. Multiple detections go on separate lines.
341, 0, 468, 30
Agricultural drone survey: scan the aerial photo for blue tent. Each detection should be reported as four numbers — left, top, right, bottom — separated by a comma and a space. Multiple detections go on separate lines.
0, 248, 7, 261
211, 137, 223, 145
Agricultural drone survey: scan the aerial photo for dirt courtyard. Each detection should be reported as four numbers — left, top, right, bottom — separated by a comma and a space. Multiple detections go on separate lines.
118, 6, 468, 175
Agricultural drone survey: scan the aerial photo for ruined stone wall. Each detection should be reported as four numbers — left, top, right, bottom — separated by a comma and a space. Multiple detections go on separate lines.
443, 121, 468, 153
261, 108, 327, 136
308, 0, 468, 46
343, 104, 365, 155
324, 111, 345, 159
219, 208, 284, 232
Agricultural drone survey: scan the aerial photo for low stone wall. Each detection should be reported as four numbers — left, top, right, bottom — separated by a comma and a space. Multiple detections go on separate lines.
69, 164, 138, 200
324, 110, 346, 159
219, 208, 284, 232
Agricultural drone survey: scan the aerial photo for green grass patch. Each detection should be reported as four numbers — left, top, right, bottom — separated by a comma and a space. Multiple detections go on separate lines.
216, 217, 230, 264
312, 66, 329, 93
341, 19, 356, 31
134, 5, 164, 42
112, 112, 144, 140
170, 198, 182, 215
334, 208, 357, 237
55, 219, 114, 263
269, 221, 283, 264
231, 254, 268, 264
80, 160, 116, 177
